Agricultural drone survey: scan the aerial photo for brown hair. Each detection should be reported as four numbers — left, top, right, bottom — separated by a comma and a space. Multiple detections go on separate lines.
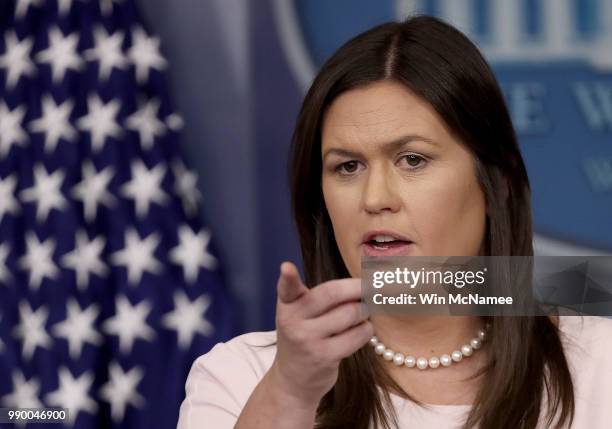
288, 15, 574, 429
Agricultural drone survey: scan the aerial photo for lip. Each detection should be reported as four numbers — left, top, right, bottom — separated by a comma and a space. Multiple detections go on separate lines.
361, 229, 413, 244
361, 241, 415, 257
361, 230, 415, 257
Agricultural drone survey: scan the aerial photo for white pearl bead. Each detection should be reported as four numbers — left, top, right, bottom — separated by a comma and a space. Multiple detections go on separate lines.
451, 350, 463, 362
393, 353, 405, 366
440, 354, 452, 367
428, 357, 440, 368
470, 338, 482, 350
369, 336, 379, 346
383, 349, 394, 361
375, 343, 386, 355
404, 355, 416, 367
478, 329, 486, 341
416, 357, 428, 370
461, 344, 473, 356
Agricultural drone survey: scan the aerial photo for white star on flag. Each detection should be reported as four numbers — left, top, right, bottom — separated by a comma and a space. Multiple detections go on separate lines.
166, 112, 184, 131
0, 32, 35, 88
162, 291, 214, 349
52, 298, 102, 359
56, 0, 81, 16
28, 95, 77, 153
121, 160, 168, 218
18, 232, 59, 290
172, 159, 202, 217
0, 174, 20, 224
19, 164, 67, 223
126, 98, 166, 149
99, 362, 145, 423
0, 243, 11, 286
14, 0, 42, 19
103, 295, 155, 354
127, 26, 167, 83
169, 225, 217, 283
100, 0, 123, 16
72, 161, 116, 222
1, 371, 43, 408
61, 230, 108, 289
0, 102, 28, 157
12, 301, 52, 360
36, 27, 83, 83
76, 93, 122, 152
84, 26, 127, 81
46, 367, 98, 424
110, 229, 162, 285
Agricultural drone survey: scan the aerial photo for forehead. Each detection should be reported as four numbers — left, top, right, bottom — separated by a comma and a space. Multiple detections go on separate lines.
321, 80, 454, 151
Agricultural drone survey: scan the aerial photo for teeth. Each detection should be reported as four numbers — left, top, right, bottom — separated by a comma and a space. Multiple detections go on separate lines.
372, 235, 397, 243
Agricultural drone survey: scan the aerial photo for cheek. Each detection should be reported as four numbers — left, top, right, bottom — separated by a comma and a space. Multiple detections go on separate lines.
323, 181, 361, 273
405, 170, 486, 256
323, 185, 356, 239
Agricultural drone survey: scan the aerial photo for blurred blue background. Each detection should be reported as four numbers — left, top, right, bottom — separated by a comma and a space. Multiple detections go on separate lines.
136, 0, 612, 333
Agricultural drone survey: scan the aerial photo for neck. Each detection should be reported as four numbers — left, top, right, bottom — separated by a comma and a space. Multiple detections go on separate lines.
370, 315, 484, 357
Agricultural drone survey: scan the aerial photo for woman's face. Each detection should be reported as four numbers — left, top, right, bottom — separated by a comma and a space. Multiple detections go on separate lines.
321, 80, 487, 278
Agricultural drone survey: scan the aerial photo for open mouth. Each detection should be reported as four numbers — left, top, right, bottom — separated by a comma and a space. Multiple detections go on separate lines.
366, 239, 412, 250
362, 239, 414, 257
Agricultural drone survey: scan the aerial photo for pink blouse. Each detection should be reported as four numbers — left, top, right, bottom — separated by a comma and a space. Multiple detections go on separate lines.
177, 316, 612, 428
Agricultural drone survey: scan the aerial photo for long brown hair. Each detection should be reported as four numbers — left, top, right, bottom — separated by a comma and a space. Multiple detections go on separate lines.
288, 16, 574, 429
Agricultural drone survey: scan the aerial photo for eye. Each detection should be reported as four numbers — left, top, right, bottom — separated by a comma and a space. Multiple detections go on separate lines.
398, 154, 427, 169
335, 160, 362, 175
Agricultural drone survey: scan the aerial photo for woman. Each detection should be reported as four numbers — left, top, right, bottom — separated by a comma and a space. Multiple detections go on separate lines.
177, 16, 612, 429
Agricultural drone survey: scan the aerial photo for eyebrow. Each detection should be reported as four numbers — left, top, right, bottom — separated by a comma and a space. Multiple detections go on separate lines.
322, 134, 438, 161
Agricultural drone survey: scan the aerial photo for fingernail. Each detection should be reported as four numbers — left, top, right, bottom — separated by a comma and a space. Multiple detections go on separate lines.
279, 262, 288, 276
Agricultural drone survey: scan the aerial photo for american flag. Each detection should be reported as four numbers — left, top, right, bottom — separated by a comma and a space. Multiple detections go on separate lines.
0, 0, 238, 427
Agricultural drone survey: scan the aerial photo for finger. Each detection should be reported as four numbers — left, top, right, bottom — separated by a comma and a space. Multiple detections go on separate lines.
307, 301, 370, 338
323, 320, 375, 361
277, 261, 309, 304
301, 278, 363, 319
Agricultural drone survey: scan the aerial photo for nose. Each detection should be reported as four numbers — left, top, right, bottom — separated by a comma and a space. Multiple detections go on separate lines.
362, 164, 402, 214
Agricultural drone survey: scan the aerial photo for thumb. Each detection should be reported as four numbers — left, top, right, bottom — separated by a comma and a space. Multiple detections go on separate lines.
277, 262, 308, 304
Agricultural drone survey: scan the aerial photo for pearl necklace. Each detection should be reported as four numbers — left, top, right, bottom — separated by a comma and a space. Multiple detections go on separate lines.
369, 324, 490, 370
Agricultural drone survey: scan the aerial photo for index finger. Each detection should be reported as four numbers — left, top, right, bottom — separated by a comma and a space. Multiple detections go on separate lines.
277, 262, 309, 304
